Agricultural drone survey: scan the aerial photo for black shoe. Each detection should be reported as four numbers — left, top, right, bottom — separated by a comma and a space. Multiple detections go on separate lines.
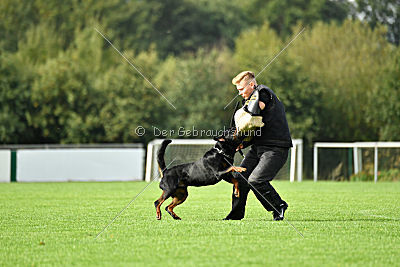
273, 203, 288, 221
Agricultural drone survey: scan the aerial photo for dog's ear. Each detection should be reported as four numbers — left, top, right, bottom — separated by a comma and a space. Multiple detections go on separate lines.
213, 136, 225, 142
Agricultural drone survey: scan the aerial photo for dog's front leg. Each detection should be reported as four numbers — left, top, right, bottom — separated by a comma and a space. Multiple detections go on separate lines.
232, 178, 240, 198
217, 167, 245, 197
218, 166, 246, 176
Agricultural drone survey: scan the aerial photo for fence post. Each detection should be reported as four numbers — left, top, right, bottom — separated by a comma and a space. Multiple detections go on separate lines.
353, 147, 358, 174
374, 145, 378, 183
297, 141, 303, 182
313, 145, 318, 182
290, 145, 296, 182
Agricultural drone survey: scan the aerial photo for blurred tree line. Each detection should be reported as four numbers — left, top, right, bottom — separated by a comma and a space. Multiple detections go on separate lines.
0, 0, 399, 147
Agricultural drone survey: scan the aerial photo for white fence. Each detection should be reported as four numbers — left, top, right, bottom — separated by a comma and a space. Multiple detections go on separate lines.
0, 144, 144, 182
291, 139, 303, 182
314, 142, 400, 182
0, 150, 11, 182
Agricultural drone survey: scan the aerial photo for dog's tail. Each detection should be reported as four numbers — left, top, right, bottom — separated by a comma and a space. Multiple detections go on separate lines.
157, 139, 172, 175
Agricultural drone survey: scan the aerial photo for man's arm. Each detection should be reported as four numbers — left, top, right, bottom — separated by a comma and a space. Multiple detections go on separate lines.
238, 91, 268, 150
258, 89, 271, 111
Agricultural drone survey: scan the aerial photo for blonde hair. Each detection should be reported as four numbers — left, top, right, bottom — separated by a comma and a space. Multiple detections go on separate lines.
232, 71, 256, 85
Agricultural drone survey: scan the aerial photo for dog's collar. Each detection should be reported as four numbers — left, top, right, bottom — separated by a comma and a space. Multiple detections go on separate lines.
213, 144, 234, 160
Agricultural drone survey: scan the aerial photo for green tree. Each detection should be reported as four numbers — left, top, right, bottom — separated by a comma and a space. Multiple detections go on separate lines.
155, 47, 237, 137
0, 52, 36, 143
1, 0, 251, 58
288, 20, 396, 141
244, 0, 349, 37
97, 48, 169, 143
0, 0, 37, 52
16, 23, 63, 65
110, 0, 250, 58
376, 49, 400, 140
353, 0, 400, 45
233, 22, 282, 70
28, 27, 108, 143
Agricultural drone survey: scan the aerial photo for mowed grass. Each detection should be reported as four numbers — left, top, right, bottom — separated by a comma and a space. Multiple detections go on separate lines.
0, 181, 399, 266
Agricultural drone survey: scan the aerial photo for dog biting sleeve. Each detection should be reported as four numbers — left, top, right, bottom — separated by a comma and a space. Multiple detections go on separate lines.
234, 108, 264, 132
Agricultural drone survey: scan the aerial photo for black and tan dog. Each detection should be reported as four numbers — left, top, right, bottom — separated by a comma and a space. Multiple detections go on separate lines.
154, 133, 246, 220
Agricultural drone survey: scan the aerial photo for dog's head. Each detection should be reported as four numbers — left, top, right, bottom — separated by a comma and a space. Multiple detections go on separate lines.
213, 127, 244, 155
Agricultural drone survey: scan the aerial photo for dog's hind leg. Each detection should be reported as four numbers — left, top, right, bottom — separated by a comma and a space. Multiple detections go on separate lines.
154, 191, 168, 220
165, 187, 188, 220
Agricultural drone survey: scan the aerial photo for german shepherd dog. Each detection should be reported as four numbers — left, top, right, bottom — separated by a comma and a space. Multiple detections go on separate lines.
154, 133, 246, 220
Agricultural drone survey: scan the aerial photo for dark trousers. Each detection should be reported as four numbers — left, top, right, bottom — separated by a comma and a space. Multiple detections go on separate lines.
225, 145, 289, 219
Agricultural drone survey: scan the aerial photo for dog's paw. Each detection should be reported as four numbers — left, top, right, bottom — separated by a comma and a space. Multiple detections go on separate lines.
234, 189, 240, 198
232, 167, 246, 173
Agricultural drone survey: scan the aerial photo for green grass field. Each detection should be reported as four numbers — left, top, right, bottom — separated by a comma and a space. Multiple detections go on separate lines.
1, 181, 399, 266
